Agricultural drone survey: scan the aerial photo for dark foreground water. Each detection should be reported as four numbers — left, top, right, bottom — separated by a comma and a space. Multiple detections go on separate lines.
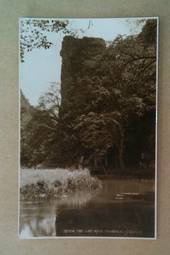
20, 179, 155, 238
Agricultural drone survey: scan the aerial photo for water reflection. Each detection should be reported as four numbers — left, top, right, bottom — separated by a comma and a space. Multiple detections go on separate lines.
20, 190, 96, 237
20, 179, 155, 238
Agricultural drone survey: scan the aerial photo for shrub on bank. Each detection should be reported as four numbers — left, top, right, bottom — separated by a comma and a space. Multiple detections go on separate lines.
20, 168, 102, 200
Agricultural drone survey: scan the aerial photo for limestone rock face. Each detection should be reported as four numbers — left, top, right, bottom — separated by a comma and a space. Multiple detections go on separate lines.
60, 36, 106, 105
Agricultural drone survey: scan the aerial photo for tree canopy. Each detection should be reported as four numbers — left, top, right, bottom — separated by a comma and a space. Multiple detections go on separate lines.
20, 19, 76, 62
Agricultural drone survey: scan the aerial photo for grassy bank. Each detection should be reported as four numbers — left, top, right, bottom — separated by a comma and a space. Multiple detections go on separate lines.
20, 168, 102, 200
95, 167, 155, 180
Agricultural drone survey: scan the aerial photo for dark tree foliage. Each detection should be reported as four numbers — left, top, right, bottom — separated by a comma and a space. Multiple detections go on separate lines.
21, 19, 157, 176
20, 19, 76, 62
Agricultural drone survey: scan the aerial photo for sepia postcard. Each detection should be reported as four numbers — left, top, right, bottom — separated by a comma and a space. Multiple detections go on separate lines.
19, 17, 158, 239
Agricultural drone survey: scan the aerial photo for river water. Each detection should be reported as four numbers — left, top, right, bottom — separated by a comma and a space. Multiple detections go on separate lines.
20, 179, 155, 238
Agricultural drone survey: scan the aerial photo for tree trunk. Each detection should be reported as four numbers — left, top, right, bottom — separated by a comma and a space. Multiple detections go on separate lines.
118, 126, 125, 170
94, 156, 98, 169
79, 155, 84, 169
113, 120, 125, 171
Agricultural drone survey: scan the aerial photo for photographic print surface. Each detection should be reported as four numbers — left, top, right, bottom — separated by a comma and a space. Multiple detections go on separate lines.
19, 17, 158, 238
